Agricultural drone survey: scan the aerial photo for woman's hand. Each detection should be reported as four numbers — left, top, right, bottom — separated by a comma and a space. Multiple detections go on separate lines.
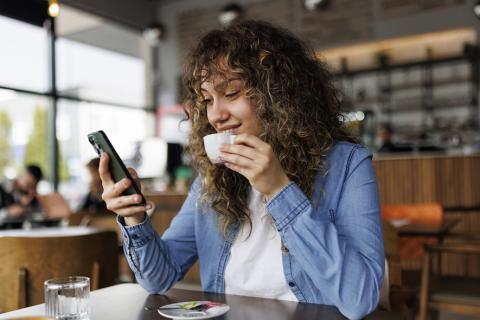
99, 153, 151, 226
219, 134, 290, 201
7, 204, 27, 218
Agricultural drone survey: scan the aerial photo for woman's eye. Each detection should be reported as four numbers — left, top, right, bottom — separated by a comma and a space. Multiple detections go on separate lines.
203, 98, 212, 105
225, 91, 239, 98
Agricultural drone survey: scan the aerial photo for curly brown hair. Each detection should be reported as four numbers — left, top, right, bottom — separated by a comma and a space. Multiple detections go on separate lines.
182, 20, 356, 235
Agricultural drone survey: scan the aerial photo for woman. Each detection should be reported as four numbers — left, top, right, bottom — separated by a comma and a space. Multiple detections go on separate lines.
99, 20, 384, 319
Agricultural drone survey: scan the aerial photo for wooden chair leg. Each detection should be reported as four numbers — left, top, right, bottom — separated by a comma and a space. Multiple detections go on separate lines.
91, 261, 100, 290
419, 251, 431, 320
17, 267, 28, 309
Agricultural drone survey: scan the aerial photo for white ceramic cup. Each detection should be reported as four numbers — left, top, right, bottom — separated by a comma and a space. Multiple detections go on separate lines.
203, 132, 236, 164
44, 276, 90, 320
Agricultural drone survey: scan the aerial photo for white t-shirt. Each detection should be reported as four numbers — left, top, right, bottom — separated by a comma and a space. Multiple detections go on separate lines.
224, 188, 298, 301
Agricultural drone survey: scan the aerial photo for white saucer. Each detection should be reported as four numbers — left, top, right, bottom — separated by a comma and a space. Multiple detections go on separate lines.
157, 301, 230, 320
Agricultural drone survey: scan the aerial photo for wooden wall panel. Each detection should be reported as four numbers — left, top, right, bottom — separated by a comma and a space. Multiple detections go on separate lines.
374, 155, 480, 207
374, 155, 480, 277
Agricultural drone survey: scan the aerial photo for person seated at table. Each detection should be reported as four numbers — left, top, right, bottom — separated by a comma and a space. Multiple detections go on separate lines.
80, 158, 107, 214
0, 164, 43, 221
376, 123, 411, 153
100, 21, 384, 320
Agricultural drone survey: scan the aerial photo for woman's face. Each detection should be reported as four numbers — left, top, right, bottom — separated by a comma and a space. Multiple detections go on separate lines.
201, 76, 262, 136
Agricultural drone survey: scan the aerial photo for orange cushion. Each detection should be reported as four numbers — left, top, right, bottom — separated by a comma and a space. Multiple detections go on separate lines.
381, 203, 443, 225
382, 203, 444, 260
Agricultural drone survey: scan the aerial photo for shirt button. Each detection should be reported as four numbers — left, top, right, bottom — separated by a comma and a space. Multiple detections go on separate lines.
132, 234, 139, 240
288, 282, 295, 287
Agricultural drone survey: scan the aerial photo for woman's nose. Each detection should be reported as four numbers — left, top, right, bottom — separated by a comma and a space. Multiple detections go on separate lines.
208, 99, 229, 124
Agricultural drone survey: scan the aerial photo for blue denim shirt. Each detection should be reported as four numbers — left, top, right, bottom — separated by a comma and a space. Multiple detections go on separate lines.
118, 141, 384, 319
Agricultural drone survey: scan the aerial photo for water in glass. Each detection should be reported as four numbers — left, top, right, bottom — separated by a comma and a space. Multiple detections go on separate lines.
44, 276, 90, 320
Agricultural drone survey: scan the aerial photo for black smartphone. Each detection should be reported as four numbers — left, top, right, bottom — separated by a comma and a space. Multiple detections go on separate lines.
87, 130, 146, 205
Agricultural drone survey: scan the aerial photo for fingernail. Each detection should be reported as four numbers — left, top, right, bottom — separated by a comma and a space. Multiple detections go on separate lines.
135, 195, 141, 203
146, 203, 152, 210
124, 179, 130, 186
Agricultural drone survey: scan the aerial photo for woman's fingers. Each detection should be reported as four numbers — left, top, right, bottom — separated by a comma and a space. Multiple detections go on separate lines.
127, 167, 142, 190
97, 153, 147, 220
127, 167, 138, 178
102, 177, 132, 200
220, 151, 256, 169
220, 143, 256, 161
98, 153, 113, 187
220, 133, 290, 198
105, 194, 144, 212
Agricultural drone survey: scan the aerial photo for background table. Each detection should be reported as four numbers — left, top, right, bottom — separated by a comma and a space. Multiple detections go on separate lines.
0, 226, 103, 238
396, 218, 459, 240
0, 283, 399, 320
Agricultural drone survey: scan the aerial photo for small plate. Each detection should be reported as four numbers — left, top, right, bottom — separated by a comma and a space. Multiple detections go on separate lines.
158, 301, 229, 320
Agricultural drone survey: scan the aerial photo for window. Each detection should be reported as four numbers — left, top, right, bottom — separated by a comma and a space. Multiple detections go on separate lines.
0, 4, 153, 209
0, 15, 48, 92
0, 89, 52, 191
57, 39, 145, 107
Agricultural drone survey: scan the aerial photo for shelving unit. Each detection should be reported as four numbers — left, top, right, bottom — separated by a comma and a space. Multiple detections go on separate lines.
333, 47, 480, 151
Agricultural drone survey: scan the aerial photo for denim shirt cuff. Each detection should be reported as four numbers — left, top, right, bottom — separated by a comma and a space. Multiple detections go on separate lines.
117, 214, 156, 248
266, 181, 309, 231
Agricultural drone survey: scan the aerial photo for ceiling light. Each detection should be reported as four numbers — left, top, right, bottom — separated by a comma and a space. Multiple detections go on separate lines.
48, 0, 60, 18
304, 0, 330, 11
143, 23, 165, 46
219, 3, 243, 26
474, 0, 480, 18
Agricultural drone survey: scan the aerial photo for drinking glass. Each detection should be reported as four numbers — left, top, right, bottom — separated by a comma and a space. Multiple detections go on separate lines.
44, 276, 90, 320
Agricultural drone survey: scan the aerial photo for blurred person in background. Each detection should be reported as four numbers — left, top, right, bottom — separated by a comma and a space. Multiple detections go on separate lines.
377, 123, 401, 153
0, 164, 43, 220
80, 158, 107, 213
377, 123, 413, 153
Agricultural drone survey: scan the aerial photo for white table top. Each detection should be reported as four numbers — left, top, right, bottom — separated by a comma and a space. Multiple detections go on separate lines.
0, 226, 107, 238
0, 283, 149, 319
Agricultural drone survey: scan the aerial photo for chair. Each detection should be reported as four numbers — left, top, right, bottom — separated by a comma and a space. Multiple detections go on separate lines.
0, 230, 118, 312
381, 203, 444, 279
419, 242, 480, 320
379, 221, 415, 318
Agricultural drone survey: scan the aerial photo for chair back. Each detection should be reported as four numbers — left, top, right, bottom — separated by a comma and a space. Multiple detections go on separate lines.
381, 203, 443, 225
0, 230, 118, 312
382, 203, 444, 261
379, 259, 391, 311
419, 242, 480, 319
